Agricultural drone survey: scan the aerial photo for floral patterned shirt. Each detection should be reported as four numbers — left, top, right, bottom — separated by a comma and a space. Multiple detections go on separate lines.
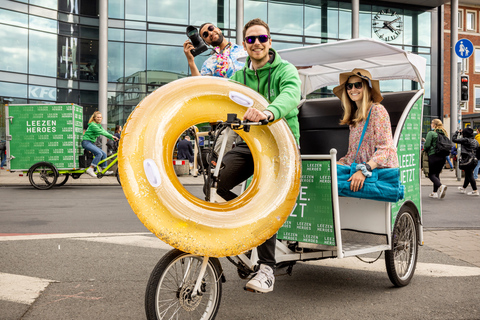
338, 104, 399, 168
200, 43, 246, 78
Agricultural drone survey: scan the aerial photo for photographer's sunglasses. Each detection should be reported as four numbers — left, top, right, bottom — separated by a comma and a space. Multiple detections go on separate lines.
202, 25, 215, 39
346, 82, 363, 90
244, 35, 270, 44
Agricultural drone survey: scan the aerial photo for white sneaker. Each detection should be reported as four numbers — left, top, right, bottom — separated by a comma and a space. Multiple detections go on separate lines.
245, 264, 275, 293
467, 190, 479, 196
429, 192, 438, 199
458, 187, 466, 194
86, 167, 96, 178
103, 171, 114, 176
438, 185, 447, 199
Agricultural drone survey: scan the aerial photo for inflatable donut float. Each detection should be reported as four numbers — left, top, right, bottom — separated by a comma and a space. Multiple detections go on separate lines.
118, 76, 301, 257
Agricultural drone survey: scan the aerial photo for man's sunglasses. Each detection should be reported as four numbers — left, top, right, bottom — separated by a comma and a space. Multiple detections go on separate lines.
346, 82, 363, 90
244, 35, 270, 44
202, 25, 215, 39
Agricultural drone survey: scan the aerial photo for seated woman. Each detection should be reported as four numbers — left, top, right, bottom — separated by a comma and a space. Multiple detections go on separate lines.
333, 68, 398, 192
82, 111, 119, 177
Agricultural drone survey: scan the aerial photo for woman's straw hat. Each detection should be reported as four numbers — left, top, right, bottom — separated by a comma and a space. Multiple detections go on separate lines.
333, 68, 383, 103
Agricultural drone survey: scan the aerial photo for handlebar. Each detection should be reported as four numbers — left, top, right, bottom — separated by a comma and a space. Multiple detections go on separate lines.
223, 113, 269, 132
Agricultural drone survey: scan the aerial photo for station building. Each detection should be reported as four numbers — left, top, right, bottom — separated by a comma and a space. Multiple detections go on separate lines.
0, 0, 477, 137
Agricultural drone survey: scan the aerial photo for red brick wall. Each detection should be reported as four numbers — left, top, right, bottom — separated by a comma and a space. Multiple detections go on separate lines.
444, 4, 480, 116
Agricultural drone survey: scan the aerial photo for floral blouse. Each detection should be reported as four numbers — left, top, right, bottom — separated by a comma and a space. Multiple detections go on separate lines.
338, 104, 399, 168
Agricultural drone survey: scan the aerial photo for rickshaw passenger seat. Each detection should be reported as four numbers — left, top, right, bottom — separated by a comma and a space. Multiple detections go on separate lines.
297, 91, 418, 155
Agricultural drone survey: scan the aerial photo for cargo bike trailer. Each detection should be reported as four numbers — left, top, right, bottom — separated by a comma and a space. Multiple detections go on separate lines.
4, 103, 120, 189
141, 39, 426, 320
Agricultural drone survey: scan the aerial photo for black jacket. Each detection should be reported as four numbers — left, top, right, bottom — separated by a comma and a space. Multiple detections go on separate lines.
452, 131, 479, 159
177, 139, 194, 162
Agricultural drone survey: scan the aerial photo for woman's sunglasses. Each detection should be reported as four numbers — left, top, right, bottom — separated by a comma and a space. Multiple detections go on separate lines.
202, 25, 215, 39
346, 82, 363, 90
244, 35, 270, 44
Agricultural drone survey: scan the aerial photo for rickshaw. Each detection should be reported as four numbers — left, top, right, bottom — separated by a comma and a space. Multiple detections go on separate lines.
119, 38, 426, 320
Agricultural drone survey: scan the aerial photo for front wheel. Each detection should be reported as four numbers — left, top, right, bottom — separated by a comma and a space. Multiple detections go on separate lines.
145, 249, 222, 320
28, 162, 58, 190
385, 207, 419, 287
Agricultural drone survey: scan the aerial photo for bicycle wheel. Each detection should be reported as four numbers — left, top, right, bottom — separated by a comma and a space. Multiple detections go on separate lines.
28, 162, 58, 190
55, 174, 70, 187
385, 207, 418, 287
145, 249, 222, 320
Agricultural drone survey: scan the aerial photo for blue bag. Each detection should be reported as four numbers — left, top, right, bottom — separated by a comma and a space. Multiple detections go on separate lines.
336, 109, 405, 203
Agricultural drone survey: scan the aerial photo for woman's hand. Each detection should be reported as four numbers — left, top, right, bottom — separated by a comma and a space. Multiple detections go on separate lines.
348, 170, 366, 192
113, 136, 119, 141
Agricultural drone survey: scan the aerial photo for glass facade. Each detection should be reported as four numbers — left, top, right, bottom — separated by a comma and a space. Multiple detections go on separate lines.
0, 0, 437, 138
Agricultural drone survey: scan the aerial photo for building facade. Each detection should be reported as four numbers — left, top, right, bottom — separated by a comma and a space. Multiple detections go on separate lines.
443, 3, 480, 130
0, 0, 443, 137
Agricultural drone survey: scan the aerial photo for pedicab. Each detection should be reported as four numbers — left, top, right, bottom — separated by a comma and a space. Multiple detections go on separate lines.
118, 38, 426, 320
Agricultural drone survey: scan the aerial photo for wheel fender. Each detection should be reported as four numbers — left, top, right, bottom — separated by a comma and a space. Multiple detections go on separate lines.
28, 162, 59, 177
118, 77, 301, 258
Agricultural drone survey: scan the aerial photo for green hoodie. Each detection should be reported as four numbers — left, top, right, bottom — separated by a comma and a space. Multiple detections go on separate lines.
231, 48, 301, 144
83, 122, 114, 143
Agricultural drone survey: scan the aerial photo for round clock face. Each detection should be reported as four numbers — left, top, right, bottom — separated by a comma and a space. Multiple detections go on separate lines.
372, 9, 403, 42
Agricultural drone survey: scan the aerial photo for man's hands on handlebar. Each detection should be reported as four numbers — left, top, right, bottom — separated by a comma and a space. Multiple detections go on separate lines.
243, 108, 270, 123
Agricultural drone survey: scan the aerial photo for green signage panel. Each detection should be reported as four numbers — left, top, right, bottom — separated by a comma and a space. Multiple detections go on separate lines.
277, 160, 336, 246
6, 104, 83, 170
391, 97, 423, 225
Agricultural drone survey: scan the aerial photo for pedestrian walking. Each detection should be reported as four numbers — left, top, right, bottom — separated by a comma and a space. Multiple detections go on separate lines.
453, 128, 479, 196
474, 127, 480, 180
423, 119, 448, 199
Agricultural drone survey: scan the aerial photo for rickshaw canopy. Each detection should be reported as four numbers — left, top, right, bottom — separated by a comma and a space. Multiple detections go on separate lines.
276, 38, 427, 97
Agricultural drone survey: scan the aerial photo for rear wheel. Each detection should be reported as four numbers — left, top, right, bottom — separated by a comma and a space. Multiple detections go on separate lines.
385, 207, 418, 287
145, 249, 222, 320
55, 174, 70, 187
28, 162, 58, 190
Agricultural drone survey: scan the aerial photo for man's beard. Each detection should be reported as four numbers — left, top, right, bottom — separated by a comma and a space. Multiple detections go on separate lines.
210, 33, 224, 47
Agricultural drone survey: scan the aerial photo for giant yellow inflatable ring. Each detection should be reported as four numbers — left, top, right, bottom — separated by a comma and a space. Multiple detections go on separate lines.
119, 76, 301, 257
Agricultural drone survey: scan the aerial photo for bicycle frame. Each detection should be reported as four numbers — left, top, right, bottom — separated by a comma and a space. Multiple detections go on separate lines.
57, 152, 118, 175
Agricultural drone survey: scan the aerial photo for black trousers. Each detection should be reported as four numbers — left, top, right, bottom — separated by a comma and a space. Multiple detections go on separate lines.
217, 143, 276, 268
428, 153, 445, 192
463, 165, 477, 191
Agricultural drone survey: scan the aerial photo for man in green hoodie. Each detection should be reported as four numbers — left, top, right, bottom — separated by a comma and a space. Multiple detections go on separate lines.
216, 18, 301, 294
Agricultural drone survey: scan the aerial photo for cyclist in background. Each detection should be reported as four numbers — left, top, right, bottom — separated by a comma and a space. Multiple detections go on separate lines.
82, 111, 118, 177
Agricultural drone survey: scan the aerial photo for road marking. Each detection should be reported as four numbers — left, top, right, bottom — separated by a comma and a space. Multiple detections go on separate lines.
0, 232, 151, 241
76, 234, 173, 250
0, 273, 55, 305
304, 257, 480, 277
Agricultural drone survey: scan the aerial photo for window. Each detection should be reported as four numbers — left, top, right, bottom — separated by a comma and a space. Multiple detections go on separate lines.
476, 48, 480, 73
475, 86, 480, 111
0, 24, 28, 73
466, 11, 476, 31
29, 30, 57, 77
458, 10, 463, 30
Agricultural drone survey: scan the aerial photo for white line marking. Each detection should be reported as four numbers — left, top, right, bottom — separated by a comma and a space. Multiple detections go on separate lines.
0, 273, 55, 305
77, 235, 173, 250
304, 257, 480, 277
0, 232, 151, 241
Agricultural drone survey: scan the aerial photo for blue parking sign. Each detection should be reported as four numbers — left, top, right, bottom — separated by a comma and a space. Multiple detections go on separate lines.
455, 39, 474, 59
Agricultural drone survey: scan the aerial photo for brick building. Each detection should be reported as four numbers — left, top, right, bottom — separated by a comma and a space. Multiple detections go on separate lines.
443, 2, 480, 129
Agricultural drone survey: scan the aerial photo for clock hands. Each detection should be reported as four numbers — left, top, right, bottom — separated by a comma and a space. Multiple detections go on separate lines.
382, 17, 401, 32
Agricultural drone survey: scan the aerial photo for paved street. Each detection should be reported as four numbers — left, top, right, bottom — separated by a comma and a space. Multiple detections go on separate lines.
1, 168, 479, 319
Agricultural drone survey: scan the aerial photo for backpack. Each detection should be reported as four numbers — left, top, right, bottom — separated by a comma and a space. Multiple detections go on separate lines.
435, 133, 453, 157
